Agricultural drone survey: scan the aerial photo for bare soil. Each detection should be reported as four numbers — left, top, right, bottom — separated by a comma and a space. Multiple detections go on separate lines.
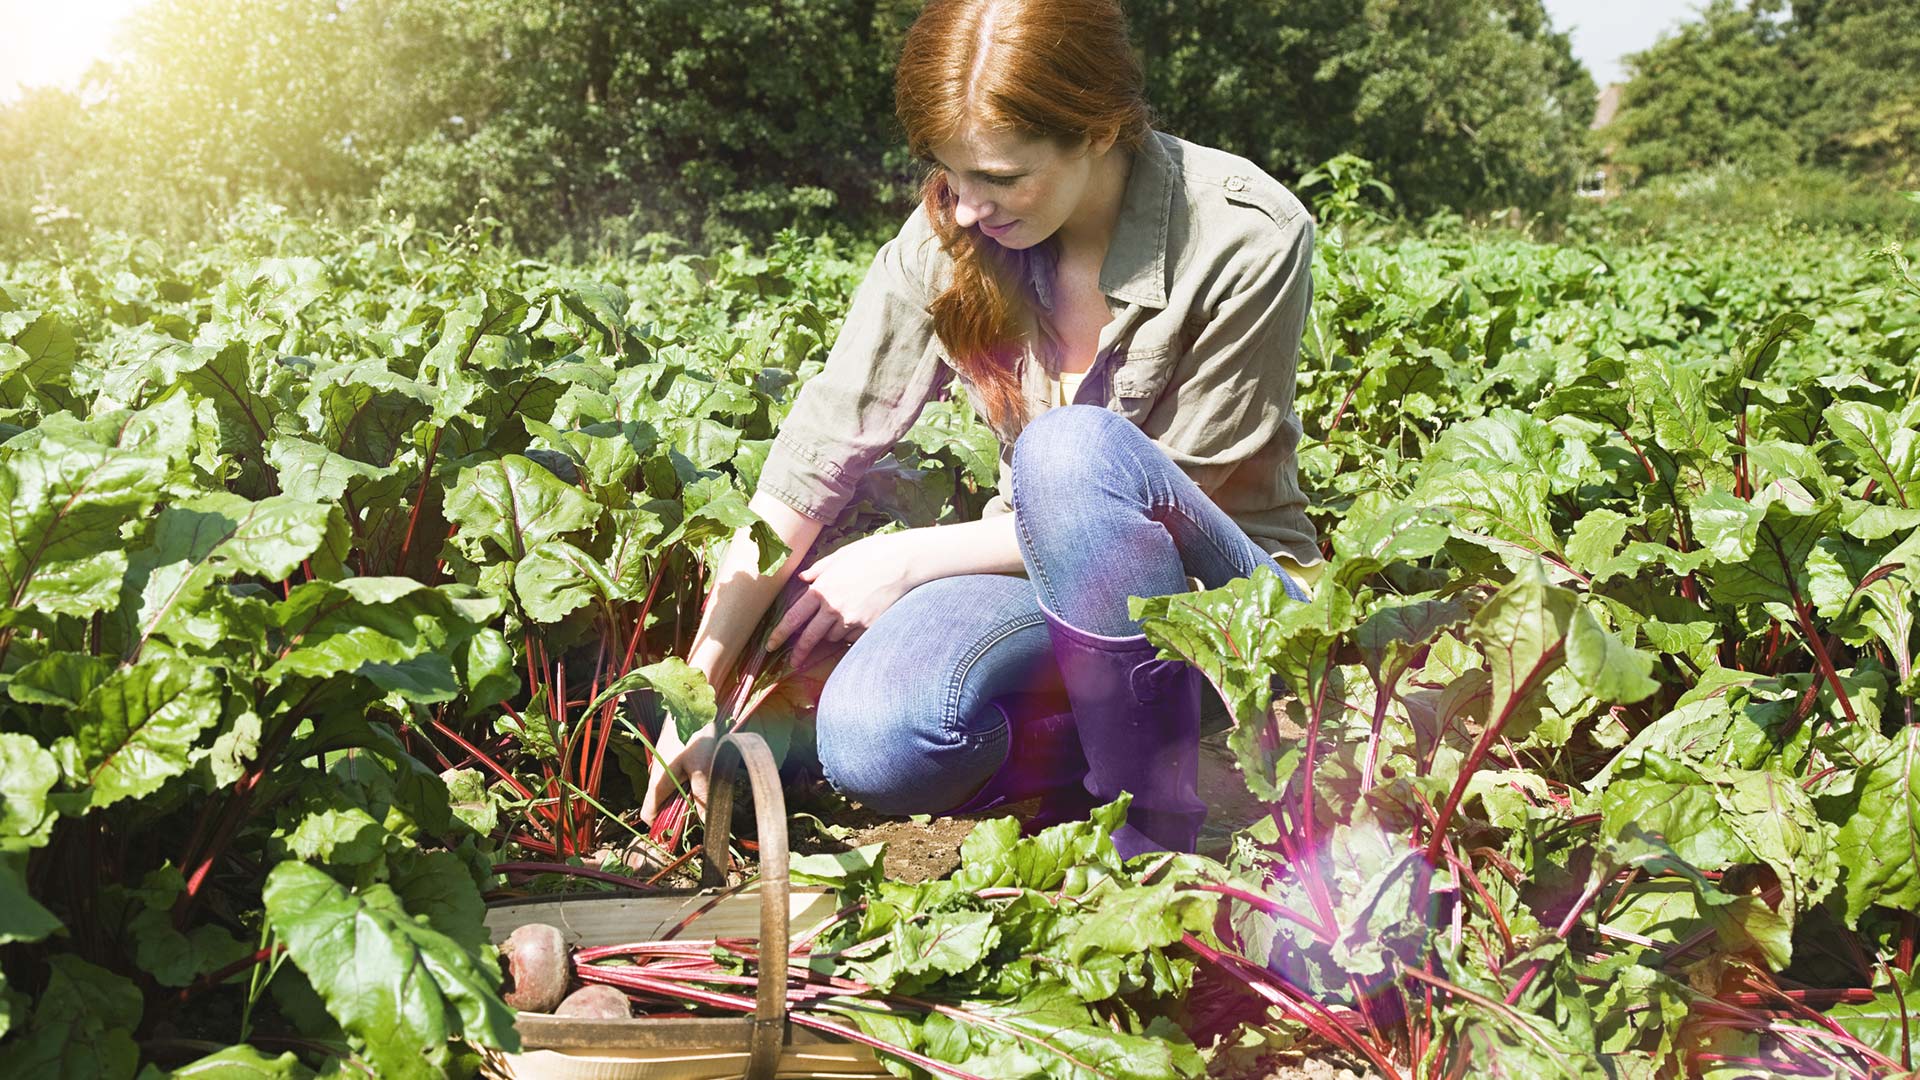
1255, 1061, 1372, 1080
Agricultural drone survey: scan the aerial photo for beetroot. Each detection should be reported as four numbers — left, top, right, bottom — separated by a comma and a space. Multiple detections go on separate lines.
500, 922, 569, 1013
555, 984, 633, 1018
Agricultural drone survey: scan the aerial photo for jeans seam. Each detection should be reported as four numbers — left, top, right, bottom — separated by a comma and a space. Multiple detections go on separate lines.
1015, 510, 1059, 612
1118, 426, 1206, 620
1020, 409, 1167, 624
1159, 497, 1254, 584
942, 612, 1046, 742
1011, 453, 1062, 614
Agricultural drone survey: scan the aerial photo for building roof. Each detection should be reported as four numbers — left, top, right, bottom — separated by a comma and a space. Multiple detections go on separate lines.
1592, 83, 1625, 130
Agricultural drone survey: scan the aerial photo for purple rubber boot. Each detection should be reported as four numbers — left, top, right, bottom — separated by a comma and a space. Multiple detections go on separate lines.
1039, 600, 1208, 860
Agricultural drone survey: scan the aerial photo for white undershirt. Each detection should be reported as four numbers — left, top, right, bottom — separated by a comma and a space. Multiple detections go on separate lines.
1048, 367, 1091, 407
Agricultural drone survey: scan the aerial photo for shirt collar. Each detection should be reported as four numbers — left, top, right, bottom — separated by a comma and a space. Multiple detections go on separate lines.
1099, 130, 1173, 308
1022, 130, 1174, 312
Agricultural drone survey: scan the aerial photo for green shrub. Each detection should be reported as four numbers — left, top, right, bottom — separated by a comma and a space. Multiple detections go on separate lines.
1571, 163, 1920, 241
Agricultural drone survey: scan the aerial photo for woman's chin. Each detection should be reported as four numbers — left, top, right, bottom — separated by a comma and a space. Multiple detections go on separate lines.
981, 228, 1039, 251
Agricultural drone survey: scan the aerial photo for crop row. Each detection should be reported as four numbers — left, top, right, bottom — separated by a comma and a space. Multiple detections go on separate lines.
0, 208, 1916, 1075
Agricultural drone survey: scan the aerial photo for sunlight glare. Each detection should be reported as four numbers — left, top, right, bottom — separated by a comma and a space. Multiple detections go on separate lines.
0, 0, 149, 102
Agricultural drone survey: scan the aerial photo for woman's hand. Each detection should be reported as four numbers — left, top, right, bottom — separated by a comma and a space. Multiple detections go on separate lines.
638, 721, 715, 828
766, 530, 923, 669
638, 531, 921, 825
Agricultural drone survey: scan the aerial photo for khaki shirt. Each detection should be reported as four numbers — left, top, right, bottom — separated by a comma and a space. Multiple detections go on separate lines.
755, 129, 1322, 571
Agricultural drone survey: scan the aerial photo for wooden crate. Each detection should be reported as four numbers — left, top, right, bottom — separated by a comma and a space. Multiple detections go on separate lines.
481, 733, 891, 1080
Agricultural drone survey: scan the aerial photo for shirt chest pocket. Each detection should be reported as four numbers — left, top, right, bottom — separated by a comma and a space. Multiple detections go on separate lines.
1108, 320, 1191, 420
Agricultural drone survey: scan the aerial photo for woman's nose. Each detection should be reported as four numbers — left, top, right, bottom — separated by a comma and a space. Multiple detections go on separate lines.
951, 184, 994, 228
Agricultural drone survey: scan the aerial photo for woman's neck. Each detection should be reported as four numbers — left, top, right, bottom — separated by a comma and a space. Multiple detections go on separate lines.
1054, 144, 1134, 267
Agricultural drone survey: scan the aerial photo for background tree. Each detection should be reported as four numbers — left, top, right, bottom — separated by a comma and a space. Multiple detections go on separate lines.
1, 0, 1597, 251
1800, 0, 1920, 186
371, 0, 925, 252
0, 87, 94, 242
1608, 1, 1809, 181
1125, 0, 1596, 219
1606, 0, 1920, 189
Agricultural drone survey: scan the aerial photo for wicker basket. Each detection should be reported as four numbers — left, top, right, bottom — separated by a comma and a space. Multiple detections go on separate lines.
482, 732, 890, 1080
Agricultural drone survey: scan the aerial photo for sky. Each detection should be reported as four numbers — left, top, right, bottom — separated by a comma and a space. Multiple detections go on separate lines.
1542, 0, 1700, 87
1, 0, 1696, 104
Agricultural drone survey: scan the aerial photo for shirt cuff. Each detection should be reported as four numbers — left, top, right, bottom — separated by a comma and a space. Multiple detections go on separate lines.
754, 431, 852, 523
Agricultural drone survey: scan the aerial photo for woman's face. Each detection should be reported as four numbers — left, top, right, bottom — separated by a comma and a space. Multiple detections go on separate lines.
929, 122, 1112, 250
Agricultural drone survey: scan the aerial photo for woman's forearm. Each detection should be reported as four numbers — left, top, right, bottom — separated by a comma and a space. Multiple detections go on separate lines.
901, 512, 1027, 585
685, 491, 824, 691
686, 504, 1023, 695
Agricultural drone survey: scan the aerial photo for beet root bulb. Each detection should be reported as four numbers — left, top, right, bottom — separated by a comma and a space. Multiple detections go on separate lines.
556, 984, 633, 1018
500, 922, 570, 1013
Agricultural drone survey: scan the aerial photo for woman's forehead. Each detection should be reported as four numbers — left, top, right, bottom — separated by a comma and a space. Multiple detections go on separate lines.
932, 124, 1051, 172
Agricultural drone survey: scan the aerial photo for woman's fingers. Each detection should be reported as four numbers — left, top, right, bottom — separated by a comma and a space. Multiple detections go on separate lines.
639, 751, 681, 825
766, 588, 820, 651
640, 744, 707, 825
638, 764, 667, 824
789, 605, 844, 668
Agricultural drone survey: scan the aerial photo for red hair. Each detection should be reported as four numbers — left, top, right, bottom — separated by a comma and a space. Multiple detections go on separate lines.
894, 0, 1152, 434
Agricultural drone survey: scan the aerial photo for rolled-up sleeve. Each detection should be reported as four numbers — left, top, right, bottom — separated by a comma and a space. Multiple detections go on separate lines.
1150, 212, 1313, 502
756, 207, 953, 523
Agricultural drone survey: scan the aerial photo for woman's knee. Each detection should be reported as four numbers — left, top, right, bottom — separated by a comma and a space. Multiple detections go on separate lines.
811, 652, 946, 814
814, 706, 916, 814
1011, 404, 1139, 496
814, 689, 1000, 814
811, 575, 1041, 813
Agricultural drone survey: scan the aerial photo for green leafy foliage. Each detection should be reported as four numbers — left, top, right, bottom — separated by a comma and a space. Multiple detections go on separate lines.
0, 175, 1916, 1077
0, 420, 171, 626
1831, 725, 1920, 925
262, 862, 516, 1078
63, 657, 223, 809
772, 804, 1214, 1079
0, 210, 1001, 1074
0, 956, 143, 1079
1134, 212, 1920, 1074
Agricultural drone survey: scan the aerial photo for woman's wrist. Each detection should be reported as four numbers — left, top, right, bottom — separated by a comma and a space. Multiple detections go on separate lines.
878, 528, 940, 591
685, 632, 725, 681
896, 514, 1026, 584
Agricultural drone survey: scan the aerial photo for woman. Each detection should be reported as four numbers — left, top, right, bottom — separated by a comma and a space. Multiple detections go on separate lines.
639, 0, 1320, 859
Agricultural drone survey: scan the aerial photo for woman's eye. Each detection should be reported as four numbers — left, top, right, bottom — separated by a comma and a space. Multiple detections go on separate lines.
949, 169, 1017, 187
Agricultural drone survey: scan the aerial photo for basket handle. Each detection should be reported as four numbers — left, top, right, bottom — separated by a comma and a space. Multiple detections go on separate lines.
699, 730, 790, 1080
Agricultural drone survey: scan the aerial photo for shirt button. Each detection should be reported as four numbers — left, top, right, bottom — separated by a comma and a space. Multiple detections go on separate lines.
1225, 176, 1246, 191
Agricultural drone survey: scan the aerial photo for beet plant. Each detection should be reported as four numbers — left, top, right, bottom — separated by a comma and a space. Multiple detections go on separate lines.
1131, 238, 1920, 1074
0, 216, 992, 1076
1, 200, 1915, 1078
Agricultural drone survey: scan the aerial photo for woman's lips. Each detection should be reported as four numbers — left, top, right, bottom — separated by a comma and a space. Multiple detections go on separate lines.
980, 220, 1017, 238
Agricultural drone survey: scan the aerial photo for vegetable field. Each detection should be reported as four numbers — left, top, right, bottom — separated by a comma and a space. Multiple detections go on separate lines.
3, 202, 1920, 1078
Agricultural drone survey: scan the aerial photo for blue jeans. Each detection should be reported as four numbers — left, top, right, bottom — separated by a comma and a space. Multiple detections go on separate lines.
811, 405, 1307, 815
